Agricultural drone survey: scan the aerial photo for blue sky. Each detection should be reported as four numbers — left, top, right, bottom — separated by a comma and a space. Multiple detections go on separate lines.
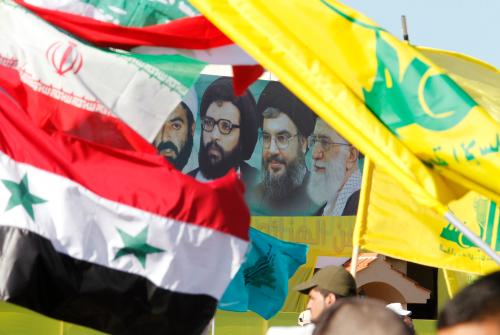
341, 0, 500, 68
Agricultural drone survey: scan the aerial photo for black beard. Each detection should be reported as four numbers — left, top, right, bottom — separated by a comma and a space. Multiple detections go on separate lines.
262, 153, 307, 201
198, 140, 242, 179
156, 135, 193, 171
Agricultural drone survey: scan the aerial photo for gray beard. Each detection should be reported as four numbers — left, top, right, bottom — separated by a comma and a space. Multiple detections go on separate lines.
262, 155, 307, 201
307, 147, 348, 205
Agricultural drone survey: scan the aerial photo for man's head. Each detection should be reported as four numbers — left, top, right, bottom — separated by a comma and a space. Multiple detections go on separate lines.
153, 101, 195, 171
386, 303, 416, 335
257, 82, 315, 200
314, 298, 412, 335
294, 265, 357, 323
307, 118, 359, 205
437, 270, 500, 335
198, 77, 258, 179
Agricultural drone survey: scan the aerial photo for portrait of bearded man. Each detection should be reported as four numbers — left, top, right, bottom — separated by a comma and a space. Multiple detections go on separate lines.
153, 98, 195, 171
307, 118, 361, 216
246, 81, 317, 216
188, 77, 259, 187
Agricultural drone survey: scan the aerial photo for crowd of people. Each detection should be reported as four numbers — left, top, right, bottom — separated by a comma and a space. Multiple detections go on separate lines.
267, 266, 500, 335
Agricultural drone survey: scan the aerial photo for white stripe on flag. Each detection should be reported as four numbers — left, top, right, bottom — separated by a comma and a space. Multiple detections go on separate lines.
25, 0, 118, 21
132, 44, 258, 65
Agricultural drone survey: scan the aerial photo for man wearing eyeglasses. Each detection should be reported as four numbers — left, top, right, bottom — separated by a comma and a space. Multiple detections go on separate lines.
246, 81, 317, 216
307, 118, 361, 216
188, 77, 259, 186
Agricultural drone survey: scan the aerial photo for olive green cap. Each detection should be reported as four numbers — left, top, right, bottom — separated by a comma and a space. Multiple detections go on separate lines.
294, 265, 357, 297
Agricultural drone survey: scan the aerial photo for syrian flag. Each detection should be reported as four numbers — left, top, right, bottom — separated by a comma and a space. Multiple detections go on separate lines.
16, 0, 264, 95
0, 88, 250, 334
0, 1, 206, 151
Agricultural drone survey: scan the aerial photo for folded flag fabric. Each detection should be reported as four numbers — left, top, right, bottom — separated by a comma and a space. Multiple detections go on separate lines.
218, 228, 308, 319
418, 47, 500, 122
353, 50, 500, 274
25, 0, 199, 25
17, 0, 228, 50
0, 87, 250, 334
16, 0, 264, 95
354, 158, 499, 275
0, 0, 206, 151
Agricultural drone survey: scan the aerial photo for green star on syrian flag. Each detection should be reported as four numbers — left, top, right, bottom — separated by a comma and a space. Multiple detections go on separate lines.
2, 174, 47, 220
114, 226, 165, 268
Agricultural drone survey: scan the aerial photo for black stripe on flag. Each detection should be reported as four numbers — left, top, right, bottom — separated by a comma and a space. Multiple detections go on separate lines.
0, 226, 216, 335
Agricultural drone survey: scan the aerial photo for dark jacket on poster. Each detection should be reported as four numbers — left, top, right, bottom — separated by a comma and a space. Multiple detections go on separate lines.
314, 189, 360, 216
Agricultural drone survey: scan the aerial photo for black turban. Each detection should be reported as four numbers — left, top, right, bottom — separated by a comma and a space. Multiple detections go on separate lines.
200, 77, 258, 160
256, 81, 315, 137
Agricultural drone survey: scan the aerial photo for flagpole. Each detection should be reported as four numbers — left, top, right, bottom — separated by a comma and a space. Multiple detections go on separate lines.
444, 211, 500, 265
401, 15, 410, 43
350, 245, 360, 278
442, 269, 455, 298
351, 158, 374, 278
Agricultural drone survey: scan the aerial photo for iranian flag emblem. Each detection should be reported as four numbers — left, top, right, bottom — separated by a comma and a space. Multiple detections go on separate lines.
46, 41, 83, 76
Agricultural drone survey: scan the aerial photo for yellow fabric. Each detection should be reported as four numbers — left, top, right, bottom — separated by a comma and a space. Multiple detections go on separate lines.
0, 302, 437, 335
417, 47, 500, 122
442, 269, 479, 297
0, 302, 105, 335
354, 158, 499, 274
190, 0, 500, 212
213, 310, 300, 335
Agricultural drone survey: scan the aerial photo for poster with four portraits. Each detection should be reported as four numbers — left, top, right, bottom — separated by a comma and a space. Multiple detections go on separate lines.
153, 74, 364, 218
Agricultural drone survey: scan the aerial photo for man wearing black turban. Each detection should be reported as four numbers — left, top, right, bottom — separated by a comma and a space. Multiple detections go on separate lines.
246, 81, 318, 216
188, 77, 259, 187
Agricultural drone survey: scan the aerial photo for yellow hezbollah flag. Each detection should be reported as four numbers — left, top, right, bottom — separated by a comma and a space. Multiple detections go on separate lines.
418, 47, 500, 122
352, 49, 499, 274
354, 158, 499, 274
190, 0, 500, 213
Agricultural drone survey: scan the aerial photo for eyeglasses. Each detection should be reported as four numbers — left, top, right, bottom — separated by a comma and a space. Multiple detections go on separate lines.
201, 116, 240, 135
262, 133, 299, 150
308, 135, 350, 152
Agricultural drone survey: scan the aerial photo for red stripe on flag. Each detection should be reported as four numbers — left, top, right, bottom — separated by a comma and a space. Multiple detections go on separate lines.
0, 65, 155, 153
16, 0, 233, 50
0, 89, 250, 241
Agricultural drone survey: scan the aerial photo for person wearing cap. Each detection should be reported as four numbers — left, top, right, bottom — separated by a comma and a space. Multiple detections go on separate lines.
295, 265, 357, 324
386, 303, 416, 335
246, 81, 317, 216
153, 101, 195, 171
307, 118, 361, 216
188, 77, 259, 186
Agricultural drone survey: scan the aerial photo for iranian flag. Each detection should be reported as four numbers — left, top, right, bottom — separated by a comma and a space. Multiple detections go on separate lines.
0, 0, 207, 151
0, 87, 250, 334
